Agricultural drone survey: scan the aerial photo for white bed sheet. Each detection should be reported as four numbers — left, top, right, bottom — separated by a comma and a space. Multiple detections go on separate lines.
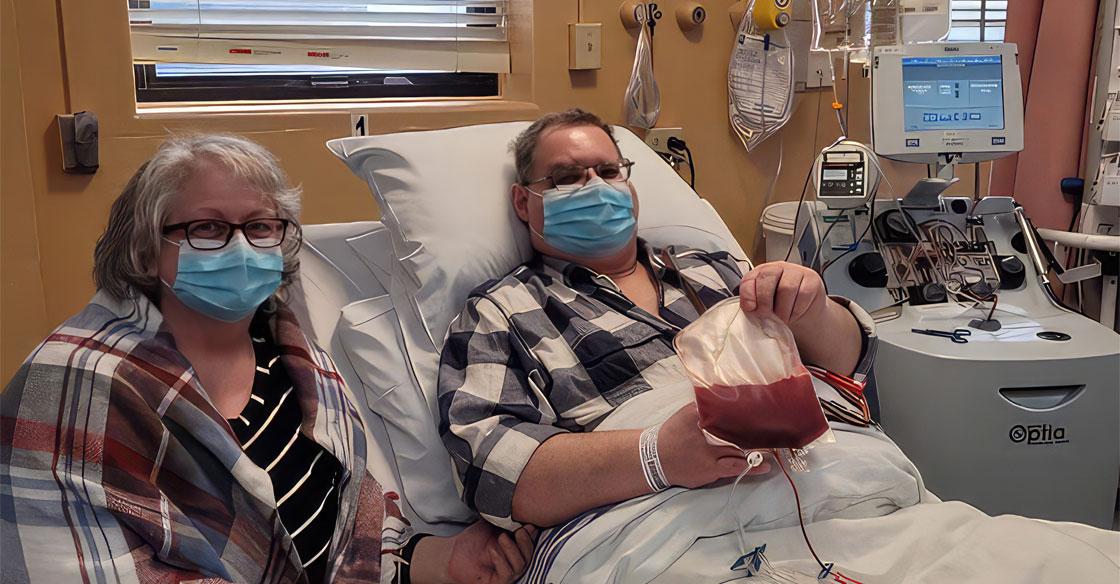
519, 381, 1120, 583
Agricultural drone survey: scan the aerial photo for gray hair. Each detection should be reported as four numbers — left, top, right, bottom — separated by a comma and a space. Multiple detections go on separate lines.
512, 108, 621, 185
94, 134, 302, 301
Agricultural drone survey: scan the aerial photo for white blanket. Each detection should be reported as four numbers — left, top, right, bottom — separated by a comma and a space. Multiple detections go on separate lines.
521, 381, 1120, 583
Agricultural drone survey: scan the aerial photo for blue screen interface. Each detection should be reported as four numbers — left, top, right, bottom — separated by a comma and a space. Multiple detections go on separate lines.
901, 55, 1004, 131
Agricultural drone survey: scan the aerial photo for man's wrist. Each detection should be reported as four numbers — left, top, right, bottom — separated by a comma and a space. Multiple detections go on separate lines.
409, 535, 452, 584
790, 298, 841, 339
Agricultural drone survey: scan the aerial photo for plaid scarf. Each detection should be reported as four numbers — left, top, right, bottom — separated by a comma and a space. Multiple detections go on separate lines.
2, 291, 395, 583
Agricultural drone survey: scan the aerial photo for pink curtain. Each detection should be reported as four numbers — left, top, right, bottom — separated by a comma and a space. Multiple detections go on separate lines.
989, 0, 1098, 230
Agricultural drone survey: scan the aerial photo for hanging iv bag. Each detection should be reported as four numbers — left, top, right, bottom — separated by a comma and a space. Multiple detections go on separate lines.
728, 9, 794, 152
812, 0, 948, 54
624, 6, 660, 129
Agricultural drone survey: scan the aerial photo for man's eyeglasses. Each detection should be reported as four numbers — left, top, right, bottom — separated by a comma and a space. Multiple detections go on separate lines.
525, 159, 635, 190
162, 218, 294, 251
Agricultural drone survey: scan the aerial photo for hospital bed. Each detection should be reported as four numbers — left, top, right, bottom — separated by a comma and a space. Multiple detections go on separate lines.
289, 122, 1119, 583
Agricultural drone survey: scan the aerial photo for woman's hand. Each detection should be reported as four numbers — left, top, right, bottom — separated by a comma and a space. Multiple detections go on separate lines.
413, 520, 538, 584
738, 261, 829, 326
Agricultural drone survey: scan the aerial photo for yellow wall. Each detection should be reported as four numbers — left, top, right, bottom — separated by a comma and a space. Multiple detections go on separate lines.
2, 0, 979, 381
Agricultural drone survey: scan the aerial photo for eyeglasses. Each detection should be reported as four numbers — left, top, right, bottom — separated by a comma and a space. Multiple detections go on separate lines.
162, 218, 294, 250
525, 159, 635, 190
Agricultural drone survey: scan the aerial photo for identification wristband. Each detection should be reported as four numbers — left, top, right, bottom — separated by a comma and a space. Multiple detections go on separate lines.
639, 424, 671, 492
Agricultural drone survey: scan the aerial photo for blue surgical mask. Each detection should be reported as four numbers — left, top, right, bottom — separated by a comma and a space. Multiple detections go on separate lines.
532, 177, 637, 257
162, 234, 283, 322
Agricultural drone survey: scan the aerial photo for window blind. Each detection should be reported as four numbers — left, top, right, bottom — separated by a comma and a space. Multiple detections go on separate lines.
947, 0, 1007, 42
127, 1, 509, 73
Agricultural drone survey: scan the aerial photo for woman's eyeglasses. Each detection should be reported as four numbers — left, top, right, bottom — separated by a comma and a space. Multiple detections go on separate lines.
161, 218, 294, 250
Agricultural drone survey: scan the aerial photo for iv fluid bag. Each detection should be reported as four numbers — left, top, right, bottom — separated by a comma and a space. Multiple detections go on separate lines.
673, 298, 834, 451
728, 14, 794, 152
812, 0, 948, 53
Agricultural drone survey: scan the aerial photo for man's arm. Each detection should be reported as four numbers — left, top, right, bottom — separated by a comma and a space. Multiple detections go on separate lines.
512, 402, 762, 527
789, 298, 862, 375
439, 298, 757, 529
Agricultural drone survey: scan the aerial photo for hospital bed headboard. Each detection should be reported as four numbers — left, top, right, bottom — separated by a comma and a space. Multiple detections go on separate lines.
327, 122, 745, 398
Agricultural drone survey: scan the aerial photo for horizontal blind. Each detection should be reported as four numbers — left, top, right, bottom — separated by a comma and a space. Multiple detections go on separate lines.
947, 0, 1007, 42
128, 1, 509, 73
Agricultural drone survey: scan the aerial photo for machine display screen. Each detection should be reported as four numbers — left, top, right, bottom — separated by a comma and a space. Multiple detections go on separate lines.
901, 55, 1005, 131
822, 168, 849, 181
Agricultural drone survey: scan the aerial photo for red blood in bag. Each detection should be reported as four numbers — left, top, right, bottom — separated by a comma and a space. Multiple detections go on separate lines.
694, 371, 828, 450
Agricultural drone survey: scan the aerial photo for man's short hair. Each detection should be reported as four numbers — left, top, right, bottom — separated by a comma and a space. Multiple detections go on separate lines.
512, 108, 621, 185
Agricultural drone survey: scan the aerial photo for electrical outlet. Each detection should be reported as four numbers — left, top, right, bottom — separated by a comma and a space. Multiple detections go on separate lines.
645, 127, 683, 155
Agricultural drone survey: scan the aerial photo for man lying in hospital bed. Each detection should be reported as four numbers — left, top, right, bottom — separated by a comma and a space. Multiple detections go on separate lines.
437, 108, 875, 531
324, 111, 1119, 583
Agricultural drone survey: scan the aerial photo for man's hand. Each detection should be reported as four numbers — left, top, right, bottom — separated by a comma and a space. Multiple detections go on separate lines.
738, 261, 828, 326
413, 521, 537, 584
738, 261, 862, 375
657, 403, 770, 488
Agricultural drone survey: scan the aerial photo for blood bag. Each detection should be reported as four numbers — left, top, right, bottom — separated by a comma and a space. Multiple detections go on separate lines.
673, 298, 834, 452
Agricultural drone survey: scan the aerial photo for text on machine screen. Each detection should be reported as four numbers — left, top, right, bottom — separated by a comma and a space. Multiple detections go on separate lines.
901, 55, 1005, 132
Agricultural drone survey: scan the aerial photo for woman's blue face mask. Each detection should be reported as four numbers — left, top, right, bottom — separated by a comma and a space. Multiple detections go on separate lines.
161, 233, 283, 322
530, 176, 637, 258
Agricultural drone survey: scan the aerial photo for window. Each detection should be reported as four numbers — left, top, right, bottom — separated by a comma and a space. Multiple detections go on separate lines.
128, 1, 508, 103
947, 0, 1008, 42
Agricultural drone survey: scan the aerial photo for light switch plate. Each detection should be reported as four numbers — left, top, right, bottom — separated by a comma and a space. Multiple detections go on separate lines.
569, 23, 602, 70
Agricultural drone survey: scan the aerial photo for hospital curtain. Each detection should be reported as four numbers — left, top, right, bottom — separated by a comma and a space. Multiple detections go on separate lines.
127, 1, 510, 74
988, 0, 1097, 229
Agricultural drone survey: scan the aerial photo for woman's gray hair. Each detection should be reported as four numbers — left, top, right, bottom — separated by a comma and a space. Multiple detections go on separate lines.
94, 134, 302, 301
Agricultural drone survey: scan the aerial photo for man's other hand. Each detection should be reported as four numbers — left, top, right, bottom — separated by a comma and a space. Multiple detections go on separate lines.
738, 261, 828, 326
447, 521, 537, 584
657, 403, 770, 489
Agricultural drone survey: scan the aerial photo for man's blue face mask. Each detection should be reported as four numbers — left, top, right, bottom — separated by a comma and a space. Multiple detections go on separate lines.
162, 233, 283, 322
530, 176, 637, 258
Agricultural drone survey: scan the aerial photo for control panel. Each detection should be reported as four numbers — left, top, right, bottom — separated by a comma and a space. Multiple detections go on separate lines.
820, 152, 865, 199
814, 141, 877, 210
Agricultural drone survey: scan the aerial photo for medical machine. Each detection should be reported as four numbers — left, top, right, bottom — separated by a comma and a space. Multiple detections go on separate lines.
814, 140, 878, 210
802, 42, 1120, 528
871, 42, 1024, 172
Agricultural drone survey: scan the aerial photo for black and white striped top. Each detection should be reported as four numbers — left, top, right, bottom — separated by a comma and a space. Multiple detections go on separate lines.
229, 315, 344, 584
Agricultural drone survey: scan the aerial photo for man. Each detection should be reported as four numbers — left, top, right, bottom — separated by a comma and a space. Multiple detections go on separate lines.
438, 109, 875, 530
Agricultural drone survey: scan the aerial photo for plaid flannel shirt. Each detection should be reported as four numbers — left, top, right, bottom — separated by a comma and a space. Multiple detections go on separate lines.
438, 241, 876, 529
1, 291, 405, 584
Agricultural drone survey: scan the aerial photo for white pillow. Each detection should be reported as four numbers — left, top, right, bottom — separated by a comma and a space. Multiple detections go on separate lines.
327, 122, 746, 404
337, 295, 477, 530
291, 222, 474, 532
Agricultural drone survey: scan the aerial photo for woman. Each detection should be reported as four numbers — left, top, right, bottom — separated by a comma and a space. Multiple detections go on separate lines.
0, 135, 534, 584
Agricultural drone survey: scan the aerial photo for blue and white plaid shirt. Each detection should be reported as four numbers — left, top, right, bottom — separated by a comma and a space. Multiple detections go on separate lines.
438, 241, 876, 529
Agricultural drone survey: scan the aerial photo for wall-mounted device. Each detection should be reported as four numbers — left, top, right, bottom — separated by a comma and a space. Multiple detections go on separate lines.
676, 2, 706, 32
57, 111, 99, 174
569, 23, 602, 70
813, 140, 879, 209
